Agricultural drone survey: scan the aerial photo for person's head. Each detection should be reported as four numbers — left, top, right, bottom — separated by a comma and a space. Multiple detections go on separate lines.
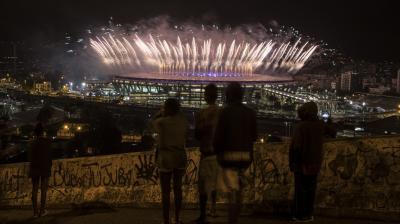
164, 98, 180, 116
34, 123, 44, 137
225, 82, 243, 105
204, 83, 218, 105
298, 101, 318, 121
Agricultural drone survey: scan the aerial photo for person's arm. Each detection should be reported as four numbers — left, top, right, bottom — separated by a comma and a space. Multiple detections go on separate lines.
324, 119, 337, 138
28, 141, 33, 163
213, 110, 226, 155
194, 111, 202, 141
183, 113, 189, 148
289, 125, 301, 172
46, 139, 53, 167
151, 107, 164, 132
289, 139, 295, 172
251, 110, 258, 143
152, 118, 162, 134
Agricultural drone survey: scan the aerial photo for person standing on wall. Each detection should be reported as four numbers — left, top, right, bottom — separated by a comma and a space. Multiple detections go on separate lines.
152, 98, 188, 224
29, 123, 52, 218
289, 102, 336, 222
194, 84, 221, 224
213, 82, 258, 224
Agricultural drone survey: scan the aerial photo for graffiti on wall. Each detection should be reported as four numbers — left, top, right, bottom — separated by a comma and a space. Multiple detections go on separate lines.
0, 167, 28, 202
0, 151, 199, 206
1, 137, 400, 213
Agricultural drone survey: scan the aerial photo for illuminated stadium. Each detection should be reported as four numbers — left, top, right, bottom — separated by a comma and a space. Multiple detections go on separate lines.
90, 20, 317, 107
112, 73, 294, 107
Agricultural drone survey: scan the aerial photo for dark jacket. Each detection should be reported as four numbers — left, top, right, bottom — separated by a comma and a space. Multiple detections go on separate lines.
213, 103, 257, 169
289, 106, 336, 175
29, 137, 52, 177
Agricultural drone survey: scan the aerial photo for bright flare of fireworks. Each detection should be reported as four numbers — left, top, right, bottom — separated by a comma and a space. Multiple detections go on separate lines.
90, 34, 317, 76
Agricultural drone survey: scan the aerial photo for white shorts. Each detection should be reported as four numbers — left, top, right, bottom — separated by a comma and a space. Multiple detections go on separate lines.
217, 168, 241, 192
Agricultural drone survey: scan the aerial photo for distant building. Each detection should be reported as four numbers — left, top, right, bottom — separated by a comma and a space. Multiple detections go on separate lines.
340, 71, 352, 92
0, 42, 24, 75
57, 123, 88, 139
340, 71, 364, 93
121, 134, 142, 143
294, 73, 335, 90
331, 82, 337, 90
368, 85, 390, 94
397, 69, 400, 93
34, 81, 52, 92
377, 61, 395, 77
362, 76, 377, 90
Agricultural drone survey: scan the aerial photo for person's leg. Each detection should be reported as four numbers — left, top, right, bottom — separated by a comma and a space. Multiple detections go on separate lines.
31, 176, 40, 216
173, 169, 184, 223
40, 177, 49, 215
209, 157, 219, 217
197, 177, 208, 222
304, 175, 318, 218
228, 169, 241, 224
292, 172, 305, 219
210, 190, 217, 216
228, 190, 241, 224
160, 171, 172, 224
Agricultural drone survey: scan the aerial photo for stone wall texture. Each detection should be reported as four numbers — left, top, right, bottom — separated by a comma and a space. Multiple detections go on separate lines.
1, 136, 400, 217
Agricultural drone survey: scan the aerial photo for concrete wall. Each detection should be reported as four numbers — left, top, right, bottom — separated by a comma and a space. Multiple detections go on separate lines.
1, 136, 400, 217
0, 151, 199, 207
251, 136, 400, 215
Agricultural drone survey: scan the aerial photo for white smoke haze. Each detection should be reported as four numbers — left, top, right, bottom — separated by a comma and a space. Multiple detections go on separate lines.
88, 16, 320, 78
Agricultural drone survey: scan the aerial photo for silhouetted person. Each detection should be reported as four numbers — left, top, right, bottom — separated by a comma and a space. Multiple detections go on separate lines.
194, 84, 221, 223
153, 98, 188, 224
29, 123, 52, 218
213, 82, 257, 224
289, 102, 336, 222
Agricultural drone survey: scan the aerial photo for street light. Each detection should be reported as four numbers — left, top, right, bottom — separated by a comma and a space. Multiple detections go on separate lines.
362, 102, 367, 134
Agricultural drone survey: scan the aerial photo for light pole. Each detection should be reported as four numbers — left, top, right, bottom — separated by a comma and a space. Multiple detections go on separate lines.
362, 101, 366, 134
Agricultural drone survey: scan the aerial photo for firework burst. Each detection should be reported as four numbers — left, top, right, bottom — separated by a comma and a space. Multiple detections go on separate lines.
90, 21, 318, 78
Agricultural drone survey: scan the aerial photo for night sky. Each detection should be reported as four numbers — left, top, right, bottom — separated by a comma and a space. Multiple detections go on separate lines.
0, 0, 399, 62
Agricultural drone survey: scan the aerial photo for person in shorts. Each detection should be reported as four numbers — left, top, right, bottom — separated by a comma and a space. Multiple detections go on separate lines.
213, 82, 257, 224
194, 83, 221, 223
153, 98, 188, 224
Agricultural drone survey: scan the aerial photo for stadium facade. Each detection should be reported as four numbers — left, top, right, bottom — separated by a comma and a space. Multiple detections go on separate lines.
112, 73, 294, 107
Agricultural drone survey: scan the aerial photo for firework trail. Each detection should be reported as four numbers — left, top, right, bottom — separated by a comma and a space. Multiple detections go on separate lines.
90, 26, 317, 77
